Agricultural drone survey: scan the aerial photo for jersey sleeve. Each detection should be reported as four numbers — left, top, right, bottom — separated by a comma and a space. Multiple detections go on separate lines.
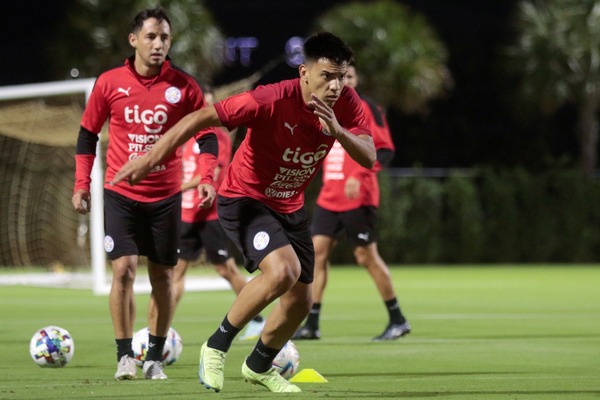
80, 76, 110, 134
74, 77, 109, 193
371, 106, 395, 152
213, 91, 260, 131
339, 87, 371, 137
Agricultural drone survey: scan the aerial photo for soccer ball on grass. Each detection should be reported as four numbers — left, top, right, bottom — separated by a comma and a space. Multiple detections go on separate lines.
132, 326, 183, 367
272, 340, 300, 379
29, 325, 75, 367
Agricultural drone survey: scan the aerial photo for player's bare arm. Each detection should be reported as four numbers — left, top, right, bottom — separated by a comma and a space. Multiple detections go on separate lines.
112, 106, 222, 185
309, 93, 376, 169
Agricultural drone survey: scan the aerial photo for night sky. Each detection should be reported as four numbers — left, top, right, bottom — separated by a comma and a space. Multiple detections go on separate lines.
1, 1, 518, 86
5, 0, 569, 169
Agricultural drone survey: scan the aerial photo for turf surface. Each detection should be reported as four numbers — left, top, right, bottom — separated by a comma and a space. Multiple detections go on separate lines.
1, 265, 598, 399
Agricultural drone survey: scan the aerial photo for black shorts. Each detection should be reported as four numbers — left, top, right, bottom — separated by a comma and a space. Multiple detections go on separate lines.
310, 204, 378, 247
179, 219, 232, 264
217, 196, 315, 284
103, 189, 181, 266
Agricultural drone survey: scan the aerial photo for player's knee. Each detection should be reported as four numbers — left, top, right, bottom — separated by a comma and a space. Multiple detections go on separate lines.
213, 263, 228, 278
354, 246, 370, 266
111, 263, 136, 286
148, 267, 173, 289
267, 262, 300, 292
314, 252, 329, 268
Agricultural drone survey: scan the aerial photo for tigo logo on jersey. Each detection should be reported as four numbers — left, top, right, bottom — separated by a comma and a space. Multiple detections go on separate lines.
253, 231, 270, 251
165, 86, 182, 104
282, 144, 328, 169
124, 104, 168, 134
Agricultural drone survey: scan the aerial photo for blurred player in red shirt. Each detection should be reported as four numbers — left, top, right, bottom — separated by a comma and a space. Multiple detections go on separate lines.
71, 7, 217, 381
294, 62, 411, 341
113, 32, 376, 393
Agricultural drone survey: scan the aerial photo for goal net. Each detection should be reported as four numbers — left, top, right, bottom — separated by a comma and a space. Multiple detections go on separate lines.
0, 79, 229, 294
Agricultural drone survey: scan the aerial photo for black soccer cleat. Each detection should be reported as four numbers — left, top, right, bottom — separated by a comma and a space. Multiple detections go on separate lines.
372, 321, 411, 341
292, 325, 321, 340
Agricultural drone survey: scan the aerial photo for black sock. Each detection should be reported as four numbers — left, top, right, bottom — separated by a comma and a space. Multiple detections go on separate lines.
146, 334, 167, 362
385, 297, 406, 325
116, 338, 133, 361
245, 338, 281, 373
252, 314, 264, 323
207, 315, 242, 352
306, 303, 321, 329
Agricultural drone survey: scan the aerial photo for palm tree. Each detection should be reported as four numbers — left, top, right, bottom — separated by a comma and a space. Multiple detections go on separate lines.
311, 0, 450, 113
50, 0, 224, 84
508, 0, 600, 174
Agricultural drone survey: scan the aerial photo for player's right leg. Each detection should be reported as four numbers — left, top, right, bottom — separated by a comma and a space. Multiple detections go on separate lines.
109, 256, 139, 379
104, 189, 141, 380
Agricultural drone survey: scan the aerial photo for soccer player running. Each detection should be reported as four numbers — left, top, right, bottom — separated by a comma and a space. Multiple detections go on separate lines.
71, 7, 217, 380
293, 62, 411, 342
112, 32, 376, 393
147, 88, 265, 341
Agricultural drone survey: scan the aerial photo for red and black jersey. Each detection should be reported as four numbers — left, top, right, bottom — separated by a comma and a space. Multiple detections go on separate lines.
214, 78, 370, 214
75, 57, 215, 202
317, 96, 395, 211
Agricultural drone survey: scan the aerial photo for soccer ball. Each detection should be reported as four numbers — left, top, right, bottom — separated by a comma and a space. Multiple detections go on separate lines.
132, 326, 183, 367
29, 326, 75, 368
272, 340, 300, 379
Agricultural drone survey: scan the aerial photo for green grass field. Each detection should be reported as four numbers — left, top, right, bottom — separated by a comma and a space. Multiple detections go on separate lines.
1, 265, 599, 399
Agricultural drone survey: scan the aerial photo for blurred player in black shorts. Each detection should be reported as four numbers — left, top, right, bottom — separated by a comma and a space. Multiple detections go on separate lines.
294, 62, 410, 342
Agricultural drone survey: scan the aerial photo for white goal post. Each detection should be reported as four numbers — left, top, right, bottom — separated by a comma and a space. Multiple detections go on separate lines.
0, 78, 108, 294
0, 79, 230, 295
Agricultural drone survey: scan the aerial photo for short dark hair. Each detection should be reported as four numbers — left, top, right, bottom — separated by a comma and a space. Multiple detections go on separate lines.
131, 7, 172, 33
303, 32, 353, 65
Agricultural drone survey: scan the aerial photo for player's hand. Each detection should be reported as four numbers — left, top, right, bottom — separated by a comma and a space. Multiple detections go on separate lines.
344, 177, 360, 199
309, 93, 342, 137
72, 189, 91, 215
197, 183, 216, 209
111, 157, 153, 186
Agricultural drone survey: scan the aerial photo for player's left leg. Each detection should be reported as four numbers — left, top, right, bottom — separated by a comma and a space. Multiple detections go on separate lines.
147, 257, 188, 326
354, 242, 411, 341
293, 234, 336, 340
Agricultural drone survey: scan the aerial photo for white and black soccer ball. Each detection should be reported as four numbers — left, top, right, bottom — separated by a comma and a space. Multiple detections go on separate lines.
29, 325, 75, 368
272, 340, 300, 379
132, 326, 183, 367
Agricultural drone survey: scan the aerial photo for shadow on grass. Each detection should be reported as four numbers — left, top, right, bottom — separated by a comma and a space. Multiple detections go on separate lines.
302, 389, 600, 398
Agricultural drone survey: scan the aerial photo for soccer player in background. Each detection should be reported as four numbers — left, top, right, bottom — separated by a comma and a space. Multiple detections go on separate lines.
71, 7, 217, 380
112, 32, 376, 393
147, 88, 265, 341
293, 62, 411, 342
